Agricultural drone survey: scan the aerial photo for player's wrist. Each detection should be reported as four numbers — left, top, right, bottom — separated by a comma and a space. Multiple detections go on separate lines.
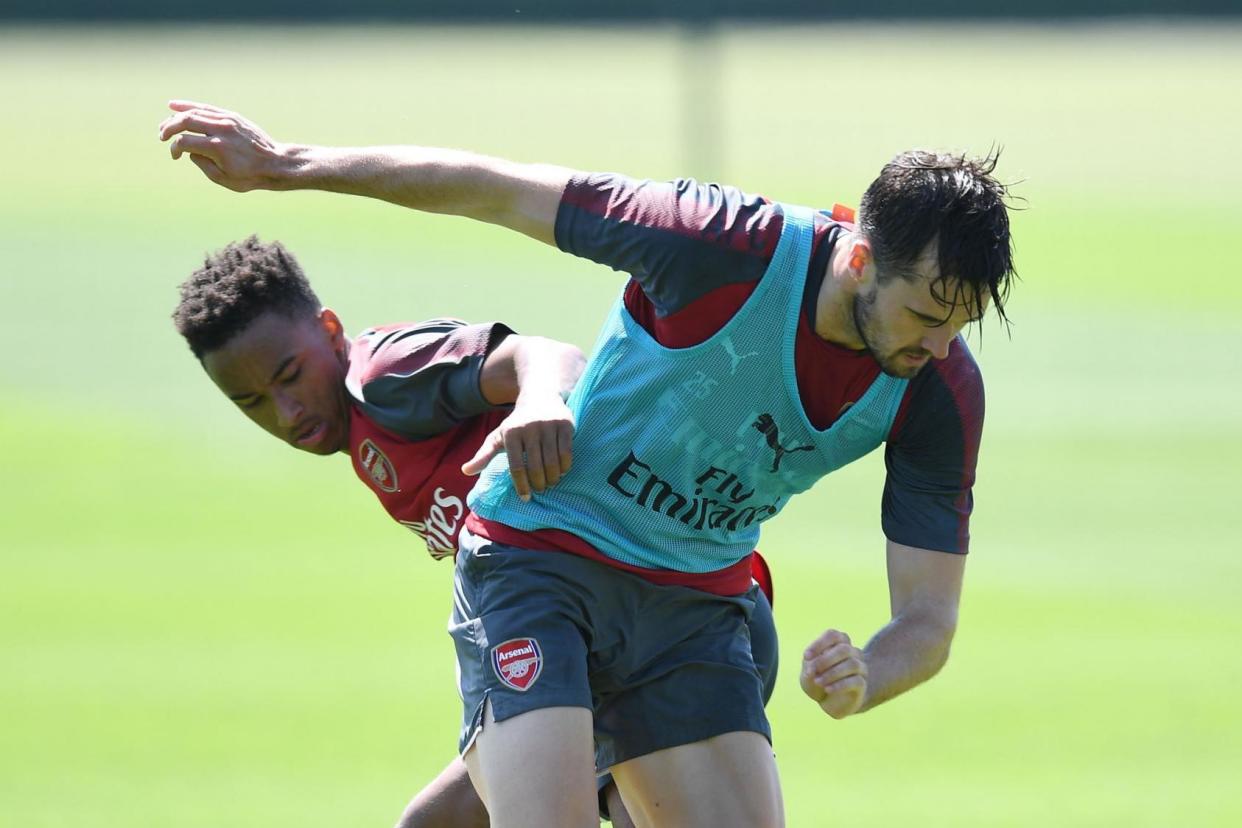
514, 384, 566, 409
264, 143, 318, 190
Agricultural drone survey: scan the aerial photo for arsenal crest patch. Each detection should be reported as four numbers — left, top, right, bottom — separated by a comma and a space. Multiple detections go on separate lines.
358, 439, 398, 493
491, 637, 543, 692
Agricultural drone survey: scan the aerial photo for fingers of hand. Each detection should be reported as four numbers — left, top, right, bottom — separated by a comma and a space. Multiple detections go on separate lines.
818, 675, 867, 719
461, 429, 504, 476
556, 421, 574, 475
537, 426, 563, 488
820, 673, 866, 698
806, 646, 868, 690
801, 640, 865, 712
169, 133, 220, 162
518, 432, 548, 493
801, 640, 867, 719
798, 666, 827, 702
803, 629, 851, 660
168, 99, 232, 115
159, 110, 232, 143
502, 431, 532, 502
503, 417, 574, 495
189, 153, 226, 184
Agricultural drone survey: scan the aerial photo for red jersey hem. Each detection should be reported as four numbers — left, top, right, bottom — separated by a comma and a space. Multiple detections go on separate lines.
465, 514, 754, 596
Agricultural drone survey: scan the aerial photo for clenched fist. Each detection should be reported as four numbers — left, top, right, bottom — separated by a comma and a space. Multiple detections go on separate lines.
800, 629, 868, 719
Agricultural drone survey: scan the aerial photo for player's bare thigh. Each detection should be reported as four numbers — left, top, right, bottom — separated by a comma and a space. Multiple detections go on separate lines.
609, 730, 784, 828
396, 751, 644, 828
463, 700, 598, 828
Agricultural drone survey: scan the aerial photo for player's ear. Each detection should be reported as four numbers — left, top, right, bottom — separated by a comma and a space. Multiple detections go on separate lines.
319, 308, 346, 352
848, 240, 873, 285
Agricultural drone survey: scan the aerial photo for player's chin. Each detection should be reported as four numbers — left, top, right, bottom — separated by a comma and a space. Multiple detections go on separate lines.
878, 362, 922, 380
322, 420, 349, 455
300, 440, 342, 457
880, 352, 931, 379
289, 420, 345, 455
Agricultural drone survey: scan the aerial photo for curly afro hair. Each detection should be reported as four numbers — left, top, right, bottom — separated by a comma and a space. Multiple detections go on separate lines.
173, 236, 321, 359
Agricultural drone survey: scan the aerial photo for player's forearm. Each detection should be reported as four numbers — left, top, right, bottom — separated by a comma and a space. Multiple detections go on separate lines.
268, 144, 570, 243
468, 334, 580, 490
858, 607, 956, 713
272, 144, 506, 212
512, 336, 586, 404
480, 335, 585, 407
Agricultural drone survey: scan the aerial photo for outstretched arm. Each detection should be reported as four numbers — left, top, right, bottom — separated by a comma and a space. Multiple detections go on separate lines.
800, 541, 963, 718
462, 335, 586, 500
158, 100, 574, 245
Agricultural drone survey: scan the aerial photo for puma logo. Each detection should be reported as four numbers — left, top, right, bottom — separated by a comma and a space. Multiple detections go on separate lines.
752, 413, 815, 472
722, 336, 760, 375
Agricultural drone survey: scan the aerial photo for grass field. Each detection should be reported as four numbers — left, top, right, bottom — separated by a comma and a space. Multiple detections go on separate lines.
2, 21, 1241, 827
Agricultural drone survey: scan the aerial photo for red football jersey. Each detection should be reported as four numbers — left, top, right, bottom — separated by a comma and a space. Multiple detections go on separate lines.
343, 319, 513, 560
349, 405, 507, 559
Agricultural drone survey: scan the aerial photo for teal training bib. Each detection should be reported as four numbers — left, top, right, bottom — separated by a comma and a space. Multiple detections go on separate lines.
470, 205, 908, 572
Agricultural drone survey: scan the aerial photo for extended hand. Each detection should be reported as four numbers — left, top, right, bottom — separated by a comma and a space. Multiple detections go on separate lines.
158, 100, 286, 192
461, 396, 574, 501
800, 629, 868, 719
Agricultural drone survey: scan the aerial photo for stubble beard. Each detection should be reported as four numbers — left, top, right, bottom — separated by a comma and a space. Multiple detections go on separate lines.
851, 293, 927, 380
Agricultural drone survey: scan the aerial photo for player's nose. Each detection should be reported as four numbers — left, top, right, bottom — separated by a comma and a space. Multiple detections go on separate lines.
921, 331, 953, 360
273, 390, 304, 427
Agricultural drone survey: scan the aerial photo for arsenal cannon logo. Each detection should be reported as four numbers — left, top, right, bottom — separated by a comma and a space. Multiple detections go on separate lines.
358, 439, 398, 493
491, 638, 543, 692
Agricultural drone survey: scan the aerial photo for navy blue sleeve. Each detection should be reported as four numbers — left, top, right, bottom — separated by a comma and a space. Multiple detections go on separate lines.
881, 337, 984, 554
346, 320, 514, 440
553, 173, 784, 316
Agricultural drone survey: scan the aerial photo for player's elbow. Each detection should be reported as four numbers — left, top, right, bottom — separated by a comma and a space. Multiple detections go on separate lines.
929, 614, 958, 676
912, 605, 958, 678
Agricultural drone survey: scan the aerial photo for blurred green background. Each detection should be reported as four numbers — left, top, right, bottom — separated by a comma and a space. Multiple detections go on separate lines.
2, 21, 1240, 827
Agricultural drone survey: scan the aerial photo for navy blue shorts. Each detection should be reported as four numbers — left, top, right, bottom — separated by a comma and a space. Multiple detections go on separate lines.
450, 527, 771, 769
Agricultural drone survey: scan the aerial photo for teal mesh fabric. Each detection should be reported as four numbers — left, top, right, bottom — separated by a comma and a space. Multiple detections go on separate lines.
470, 205, 908, 572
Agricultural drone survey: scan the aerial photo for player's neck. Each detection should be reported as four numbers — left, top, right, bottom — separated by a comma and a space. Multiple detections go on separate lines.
812, 244, 867, 351
336, 335, 354, 455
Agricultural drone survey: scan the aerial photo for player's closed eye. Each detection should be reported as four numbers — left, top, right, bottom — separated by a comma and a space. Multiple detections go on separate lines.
910, 309, 949, 327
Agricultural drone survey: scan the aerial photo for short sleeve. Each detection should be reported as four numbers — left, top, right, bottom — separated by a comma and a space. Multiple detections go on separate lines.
881, 338, 985, 554
554, 172, 783, 316
346, 319, 514, 440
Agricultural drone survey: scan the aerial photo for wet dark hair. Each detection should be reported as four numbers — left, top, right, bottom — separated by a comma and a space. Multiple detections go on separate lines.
173, 236, 320, 359
859, 148, 1017, 326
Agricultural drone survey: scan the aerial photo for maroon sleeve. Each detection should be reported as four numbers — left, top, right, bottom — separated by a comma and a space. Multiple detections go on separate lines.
553, 173, 785, 317
346, 319, 514, 440
881, 337, 984, 554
